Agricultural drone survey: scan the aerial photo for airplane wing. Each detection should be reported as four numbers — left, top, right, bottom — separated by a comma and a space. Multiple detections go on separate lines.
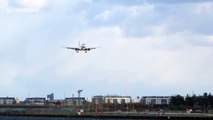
85, 47, 96, 50
64, 47, 80, 50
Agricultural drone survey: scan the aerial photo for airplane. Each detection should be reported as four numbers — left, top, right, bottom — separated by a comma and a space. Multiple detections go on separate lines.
64, 41, 97, 53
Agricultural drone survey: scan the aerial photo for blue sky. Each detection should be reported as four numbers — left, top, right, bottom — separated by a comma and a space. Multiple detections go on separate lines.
0, 0, 213, 100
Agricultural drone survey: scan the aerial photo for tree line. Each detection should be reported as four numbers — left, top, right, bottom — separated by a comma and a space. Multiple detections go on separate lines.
170, 92, 213, 112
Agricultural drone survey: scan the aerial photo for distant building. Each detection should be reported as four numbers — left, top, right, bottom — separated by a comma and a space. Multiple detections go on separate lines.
47, 93, 54, 100
65, 97, 85, 106
25, 97, 46, 105
46, 99, 65, 106
0, 97, 16, 105
142, 96, 171, 105
92, 96, 105, 104
15, 97, 20, 104
92, 95, 131, 104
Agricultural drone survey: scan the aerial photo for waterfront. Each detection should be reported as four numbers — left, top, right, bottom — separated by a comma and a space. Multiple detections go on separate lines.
1, 116, 152, 120
0, 116, 194, 120
1, 116, 213, 120
0, 116, 117, 120
0, 116, 137, 120
1, 111, 213, 120
1, 116, 140, 120
0, 116, 68, 120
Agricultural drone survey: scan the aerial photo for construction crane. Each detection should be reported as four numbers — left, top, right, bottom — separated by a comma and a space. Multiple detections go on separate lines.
77, 89, 83, 106
78, 89, 83, 98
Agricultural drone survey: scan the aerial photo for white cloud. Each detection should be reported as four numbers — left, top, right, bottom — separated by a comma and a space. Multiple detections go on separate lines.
206, 35, 213, 44
1, 0, 52, 13
6, 7, 39, 13
127, 3, 154, 16
17, 0, 49, 9
93, 3, 155, 25
0, 63, 21, 87
194, 2, 213, 14
0, 0, 8, 9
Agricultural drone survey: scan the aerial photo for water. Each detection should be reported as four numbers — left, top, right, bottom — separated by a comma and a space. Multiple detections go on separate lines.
0, 116, 87, 120
0, 115, 200, 120
0, 116, 147, 120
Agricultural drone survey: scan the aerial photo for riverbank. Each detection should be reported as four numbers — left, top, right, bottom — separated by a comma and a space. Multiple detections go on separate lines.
1, 111, 213, 119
